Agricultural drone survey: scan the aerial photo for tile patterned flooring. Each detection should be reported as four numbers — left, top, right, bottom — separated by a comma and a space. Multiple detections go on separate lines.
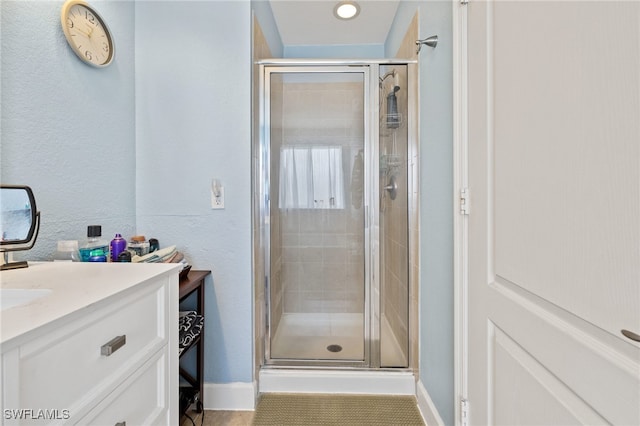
179, 315, 406, 425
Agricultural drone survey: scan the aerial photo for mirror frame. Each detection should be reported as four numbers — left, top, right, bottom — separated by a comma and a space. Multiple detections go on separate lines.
0, 184, 40, 252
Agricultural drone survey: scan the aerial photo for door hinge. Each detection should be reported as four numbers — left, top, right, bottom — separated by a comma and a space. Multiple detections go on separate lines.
460, 188, 470, 215
461, 398, 469, 426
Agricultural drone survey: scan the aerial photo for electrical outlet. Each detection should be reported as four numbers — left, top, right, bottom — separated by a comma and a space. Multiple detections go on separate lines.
211, 186, 225, 209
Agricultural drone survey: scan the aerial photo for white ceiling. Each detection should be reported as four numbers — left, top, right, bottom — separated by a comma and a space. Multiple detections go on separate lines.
269, 1, 400, 46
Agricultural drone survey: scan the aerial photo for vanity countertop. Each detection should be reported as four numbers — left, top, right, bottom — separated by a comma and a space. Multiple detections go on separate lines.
0, 261, 180, 347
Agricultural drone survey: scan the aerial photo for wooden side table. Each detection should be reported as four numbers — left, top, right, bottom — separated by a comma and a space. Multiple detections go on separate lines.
178, 269, 210, 416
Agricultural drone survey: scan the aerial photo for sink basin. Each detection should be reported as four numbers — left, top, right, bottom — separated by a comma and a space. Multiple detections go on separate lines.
1, 288, 52, 311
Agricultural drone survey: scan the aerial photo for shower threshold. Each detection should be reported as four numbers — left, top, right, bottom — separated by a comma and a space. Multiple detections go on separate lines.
258, 368, 416, 395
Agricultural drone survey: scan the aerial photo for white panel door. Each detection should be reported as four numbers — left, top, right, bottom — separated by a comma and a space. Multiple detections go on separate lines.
467, 1, 640, 424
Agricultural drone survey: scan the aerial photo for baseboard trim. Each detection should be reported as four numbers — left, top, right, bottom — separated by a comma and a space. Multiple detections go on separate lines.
416, 380, 445, 426
259, 369, 416, 395
201, 375, 426, 411
202, 382, 256, 411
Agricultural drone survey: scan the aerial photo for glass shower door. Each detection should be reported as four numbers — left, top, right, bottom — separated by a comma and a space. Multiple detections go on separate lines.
266, 68, 368, 363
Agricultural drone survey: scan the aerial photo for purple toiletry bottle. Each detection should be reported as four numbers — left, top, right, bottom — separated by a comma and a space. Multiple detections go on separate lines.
110, 234, 127, 262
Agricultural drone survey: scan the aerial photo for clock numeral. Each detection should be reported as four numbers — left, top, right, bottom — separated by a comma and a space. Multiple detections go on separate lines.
85, 50, 93, 61
102, 42, 109, 53
85, 10, 95, 25
66, 18, 74, 29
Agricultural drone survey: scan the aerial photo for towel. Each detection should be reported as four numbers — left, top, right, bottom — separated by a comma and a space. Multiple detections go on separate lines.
179, 310, 204, 356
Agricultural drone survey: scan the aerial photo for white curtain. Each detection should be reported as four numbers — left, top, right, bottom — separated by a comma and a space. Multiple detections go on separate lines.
279, 146, 345, 209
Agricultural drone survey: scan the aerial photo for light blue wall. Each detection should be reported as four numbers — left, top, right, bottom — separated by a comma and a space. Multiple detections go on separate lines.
2, 0, 253, 386
135, 1, 253, 384
1, 0, 137, 260
387, 2, 455, 425
284, 44, 384, 58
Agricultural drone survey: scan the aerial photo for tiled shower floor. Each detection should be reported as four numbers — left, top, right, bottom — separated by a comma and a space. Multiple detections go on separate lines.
270, 313, 406, 365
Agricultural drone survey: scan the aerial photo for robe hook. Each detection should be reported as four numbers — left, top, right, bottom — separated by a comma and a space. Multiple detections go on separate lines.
416, 35, 438, 54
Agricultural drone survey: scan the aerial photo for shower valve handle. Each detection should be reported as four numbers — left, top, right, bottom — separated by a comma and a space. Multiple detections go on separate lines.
384, 176, 398, 200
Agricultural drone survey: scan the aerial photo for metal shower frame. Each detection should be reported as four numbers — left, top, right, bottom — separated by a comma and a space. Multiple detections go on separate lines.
256, 59, 417, 370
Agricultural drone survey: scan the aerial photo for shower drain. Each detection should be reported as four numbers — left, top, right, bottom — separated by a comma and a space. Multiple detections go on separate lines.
326, 344, 343, 353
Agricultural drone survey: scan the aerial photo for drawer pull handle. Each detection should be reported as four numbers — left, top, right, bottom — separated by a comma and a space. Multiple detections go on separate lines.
622, 329, 640, 342
115, 422, 126, 426
101, 335, 126, 356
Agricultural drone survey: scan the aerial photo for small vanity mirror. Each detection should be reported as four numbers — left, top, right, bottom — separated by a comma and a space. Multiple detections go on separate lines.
0, 185, 41, 270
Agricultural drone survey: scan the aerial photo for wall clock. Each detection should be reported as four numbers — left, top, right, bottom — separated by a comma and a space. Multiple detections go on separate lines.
60, 0, 115, 68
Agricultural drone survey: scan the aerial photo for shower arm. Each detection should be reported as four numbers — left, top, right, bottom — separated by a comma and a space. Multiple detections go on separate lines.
416, 35, 438, 54
379, 70, 395, 86
379, 70, 400, 94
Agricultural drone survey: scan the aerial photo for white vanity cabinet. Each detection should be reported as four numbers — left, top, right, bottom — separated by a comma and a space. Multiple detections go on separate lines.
0, 262, 180, 425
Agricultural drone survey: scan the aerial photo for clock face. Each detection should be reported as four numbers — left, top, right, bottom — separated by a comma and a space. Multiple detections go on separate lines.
61, 0, 114, 68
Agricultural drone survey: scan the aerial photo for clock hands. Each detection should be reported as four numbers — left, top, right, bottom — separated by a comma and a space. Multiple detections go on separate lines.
74, 25, 91, 38
74, 23, 95, 39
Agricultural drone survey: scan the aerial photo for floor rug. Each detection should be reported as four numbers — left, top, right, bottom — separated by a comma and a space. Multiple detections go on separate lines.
252, 393, 425, 426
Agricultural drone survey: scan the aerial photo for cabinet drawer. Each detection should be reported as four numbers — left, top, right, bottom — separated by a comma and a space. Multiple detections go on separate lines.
17, 280, 169, 415
77, 348, 169, 426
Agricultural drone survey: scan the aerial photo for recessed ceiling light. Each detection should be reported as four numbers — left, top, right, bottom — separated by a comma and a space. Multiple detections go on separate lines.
334, 1, 360, 20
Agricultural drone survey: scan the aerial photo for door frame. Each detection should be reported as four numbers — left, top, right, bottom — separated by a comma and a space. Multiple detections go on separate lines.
453, 1, 469, 425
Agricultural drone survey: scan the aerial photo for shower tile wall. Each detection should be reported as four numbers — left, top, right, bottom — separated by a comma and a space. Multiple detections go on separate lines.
380, 65, 410, 366
395, 13, 420, 373
386, 12, 420, 372
274, 81, 365, 316
380, 173, 409, 362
